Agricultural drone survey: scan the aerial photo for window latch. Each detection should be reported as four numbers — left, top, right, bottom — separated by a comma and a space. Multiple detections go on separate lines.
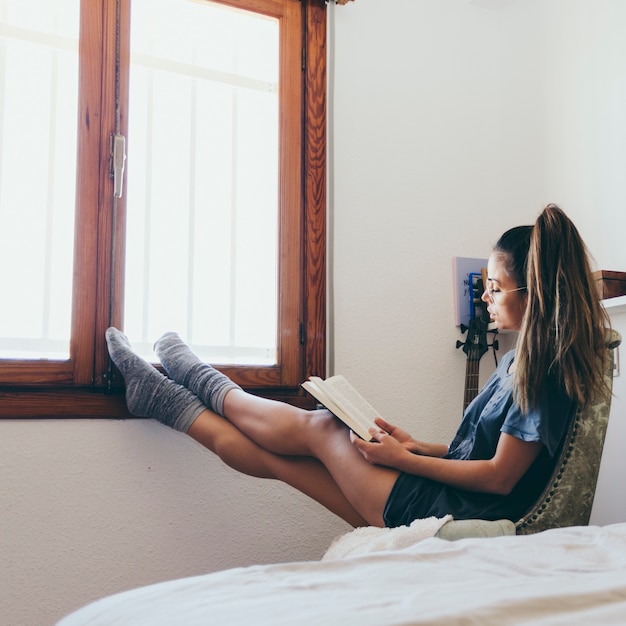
110, 133, 127, 198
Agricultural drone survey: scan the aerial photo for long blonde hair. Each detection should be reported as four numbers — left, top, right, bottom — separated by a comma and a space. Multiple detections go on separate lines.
499, 205, 610, 413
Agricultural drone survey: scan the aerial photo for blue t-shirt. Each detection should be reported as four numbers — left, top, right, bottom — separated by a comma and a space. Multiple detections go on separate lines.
383, 350, 576, 527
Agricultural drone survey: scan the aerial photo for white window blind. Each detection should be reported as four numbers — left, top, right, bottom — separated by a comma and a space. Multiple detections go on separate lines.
0, 0, 78, 360
123, 0, 280, 365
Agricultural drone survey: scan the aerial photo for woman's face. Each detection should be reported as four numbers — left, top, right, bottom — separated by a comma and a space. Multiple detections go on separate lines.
481, 253, 527, 332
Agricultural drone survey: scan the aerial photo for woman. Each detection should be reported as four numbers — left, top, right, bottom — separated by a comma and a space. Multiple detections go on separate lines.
106, 204, 610, 528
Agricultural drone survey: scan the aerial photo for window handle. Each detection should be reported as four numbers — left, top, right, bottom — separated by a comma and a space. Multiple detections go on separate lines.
111, 133, 126, 198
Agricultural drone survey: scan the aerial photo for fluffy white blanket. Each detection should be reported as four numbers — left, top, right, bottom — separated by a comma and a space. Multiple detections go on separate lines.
322, 515, 452, 561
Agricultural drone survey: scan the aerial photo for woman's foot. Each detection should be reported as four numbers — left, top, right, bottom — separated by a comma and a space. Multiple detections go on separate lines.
154, 331, 240, 416
106, 327, 206, 432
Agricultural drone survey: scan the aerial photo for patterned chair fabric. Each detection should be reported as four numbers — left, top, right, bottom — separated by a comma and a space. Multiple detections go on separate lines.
515, 329, 622, 534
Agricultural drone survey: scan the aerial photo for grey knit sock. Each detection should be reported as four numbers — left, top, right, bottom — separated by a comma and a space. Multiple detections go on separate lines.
106, 327, 207, 432
153, 331, 241, 417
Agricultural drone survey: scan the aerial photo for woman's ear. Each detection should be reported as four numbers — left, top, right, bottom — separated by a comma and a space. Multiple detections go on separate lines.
519, 292, 529, 312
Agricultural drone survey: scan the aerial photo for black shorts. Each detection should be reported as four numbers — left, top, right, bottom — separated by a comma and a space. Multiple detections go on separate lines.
383, 473, 513, 528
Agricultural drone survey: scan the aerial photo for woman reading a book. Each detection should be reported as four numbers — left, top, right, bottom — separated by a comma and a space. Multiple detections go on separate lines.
106, 204, 610, 528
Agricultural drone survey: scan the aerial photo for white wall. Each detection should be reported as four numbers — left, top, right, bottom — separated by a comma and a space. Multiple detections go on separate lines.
508, 0, 626, 267
330, 0, 626, 442
592, 298, 626, 525
2, 1, 626, 625
330, 0, 542, 444
0, 419, 350, 625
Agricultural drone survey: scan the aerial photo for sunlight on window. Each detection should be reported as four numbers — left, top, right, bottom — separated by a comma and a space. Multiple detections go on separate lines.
0, 0, 78, 360
124, 0, 280, 365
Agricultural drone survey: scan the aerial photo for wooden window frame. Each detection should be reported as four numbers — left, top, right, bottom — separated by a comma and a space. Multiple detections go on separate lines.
0, 0, 327, 418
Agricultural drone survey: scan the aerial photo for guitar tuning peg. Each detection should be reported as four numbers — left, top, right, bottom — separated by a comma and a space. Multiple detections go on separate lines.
460, 324, 468, 334
456, 340, 465, 349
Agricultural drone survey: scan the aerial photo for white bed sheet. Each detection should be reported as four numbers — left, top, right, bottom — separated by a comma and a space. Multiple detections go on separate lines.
58, 523, 626, 625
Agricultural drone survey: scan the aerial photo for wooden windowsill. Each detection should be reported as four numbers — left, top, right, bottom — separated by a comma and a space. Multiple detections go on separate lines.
0, 385, 317, 419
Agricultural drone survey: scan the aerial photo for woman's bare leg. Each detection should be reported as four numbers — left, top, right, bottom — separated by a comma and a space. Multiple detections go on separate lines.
222, 390, 324, 455
112, 328, 398, 526
221, 391, 400, 526
186, 409, 369, 527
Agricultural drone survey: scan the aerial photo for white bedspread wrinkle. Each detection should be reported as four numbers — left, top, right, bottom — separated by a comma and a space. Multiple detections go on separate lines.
58, 523, 626, 626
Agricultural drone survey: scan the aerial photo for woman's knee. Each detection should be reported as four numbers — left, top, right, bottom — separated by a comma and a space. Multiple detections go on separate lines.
306, 409, 352, 449
188, 412, 275, 478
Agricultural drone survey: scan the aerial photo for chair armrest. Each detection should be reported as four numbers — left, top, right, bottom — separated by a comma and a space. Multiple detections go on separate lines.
435, 519, 516, 541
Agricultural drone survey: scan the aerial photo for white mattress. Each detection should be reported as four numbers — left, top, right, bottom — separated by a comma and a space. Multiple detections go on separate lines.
58, 523, 626, 625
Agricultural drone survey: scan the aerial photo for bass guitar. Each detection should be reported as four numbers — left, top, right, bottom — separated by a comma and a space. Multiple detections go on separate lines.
456, 271, 497, 411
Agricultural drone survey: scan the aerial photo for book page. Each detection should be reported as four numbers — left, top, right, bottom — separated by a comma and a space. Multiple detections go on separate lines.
308, 375, 380, 438
302, 378, 371, 440
301, 379, 344, 419
323, 375, 382, 425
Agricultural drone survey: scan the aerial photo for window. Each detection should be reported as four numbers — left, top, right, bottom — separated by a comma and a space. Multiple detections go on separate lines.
125, 0, 281, 366
0, 0, 79, 361
0, 0, 327, 418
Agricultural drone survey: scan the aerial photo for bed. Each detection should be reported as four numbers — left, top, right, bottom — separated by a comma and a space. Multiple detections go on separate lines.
58, 521, 626, 625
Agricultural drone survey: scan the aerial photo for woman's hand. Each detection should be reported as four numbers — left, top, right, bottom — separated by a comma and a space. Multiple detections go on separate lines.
350, 418, 418, 470
372, 418, 420, 453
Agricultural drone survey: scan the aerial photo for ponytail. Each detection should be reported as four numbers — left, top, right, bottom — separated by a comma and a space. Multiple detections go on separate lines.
513, 205, 610, 412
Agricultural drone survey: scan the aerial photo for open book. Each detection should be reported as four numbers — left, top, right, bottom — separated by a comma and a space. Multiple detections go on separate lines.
301, 375, 382, 441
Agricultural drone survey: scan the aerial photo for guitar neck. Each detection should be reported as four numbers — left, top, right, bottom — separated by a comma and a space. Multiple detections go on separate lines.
463, 358, 481, 411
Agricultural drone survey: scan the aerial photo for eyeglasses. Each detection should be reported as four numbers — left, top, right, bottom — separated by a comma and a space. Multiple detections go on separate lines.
485, 281, 526, 302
